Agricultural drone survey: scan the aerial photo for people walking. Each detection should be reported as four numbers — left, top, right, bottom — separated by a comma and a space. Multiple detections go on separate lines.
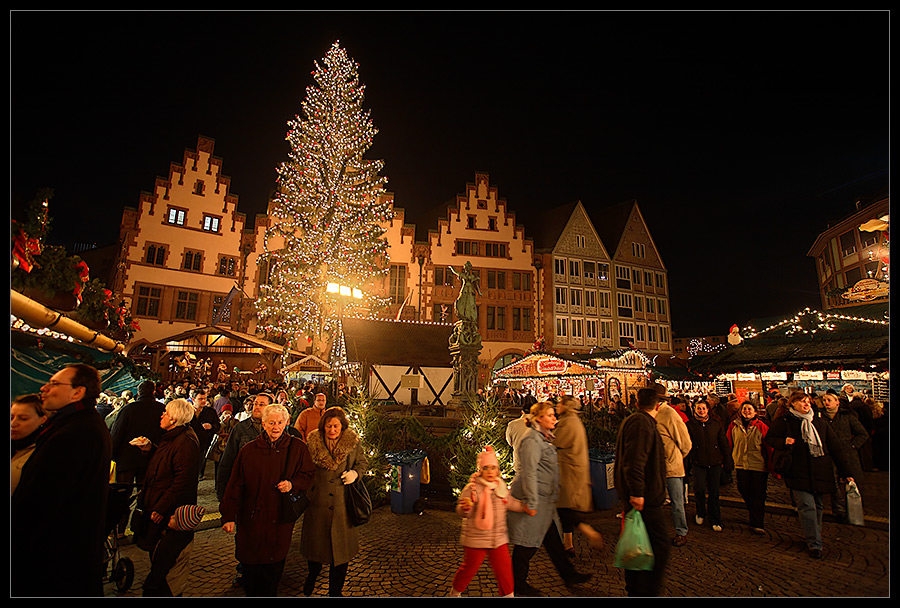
10, 394, 48, 495
220, 403, 316, 596
300, 406, 368, 597
449, 445, 535, 597
613, 387, 671, 597
133, 398, 200, 596
110, 380, 165, 489
11, 363, 112, 597
765, 391, 858, 559
654, 386, 692, 546
188, 388, 220, 481
508, 401, 591, 596
687, 399, 734, 533
817, 389, 867, 522
553, 395, 604, 554
727, 401, 771, 533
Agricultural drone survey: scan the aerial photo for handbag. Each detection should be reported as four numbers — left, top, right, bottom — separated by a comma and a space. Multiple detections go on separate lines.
279, 438, 310, 523
613, 509, 655, 571
130, 494, 165, 551
772, 444, 793, 476
345, 457, 372, 527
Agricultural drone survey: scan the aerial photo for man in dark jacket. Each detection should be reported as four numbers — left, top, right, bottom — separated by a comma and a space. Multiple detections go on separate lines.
216, 392, 271, 502
11, 363, 113, 597
189, 388, 221, 480
614, 387, 670, 597
110, 380, 165, 487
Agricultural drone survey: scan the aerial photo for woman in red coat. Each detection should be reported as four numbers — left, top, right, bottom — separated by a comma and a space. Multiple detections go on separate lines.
220, 403, 316, 596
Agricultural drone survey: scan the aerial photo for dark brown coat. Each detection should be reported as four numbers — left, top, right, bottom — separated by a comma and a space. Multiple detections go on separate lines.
220, 433, 315, 564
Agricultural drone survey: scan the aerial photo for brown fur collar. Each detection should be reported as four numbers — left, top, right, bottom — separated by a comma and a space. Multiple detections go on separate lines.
306, 427, 359, 471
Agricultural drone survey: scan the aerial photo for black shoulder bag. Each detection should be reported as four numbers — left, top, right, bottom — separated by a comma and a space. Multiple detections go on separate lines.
279, 437, 310, 523
344, 452, 372, 527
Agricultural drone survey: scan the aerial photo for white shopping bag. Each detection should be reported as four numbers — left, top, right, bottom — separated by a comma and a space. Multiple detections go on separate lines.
846, 480, 865, 526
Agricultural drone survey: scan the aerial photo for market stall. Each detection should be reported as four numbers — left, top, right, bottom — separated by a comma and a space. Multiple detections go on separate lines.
492, 350, 652, 407
690, 303, 889, 402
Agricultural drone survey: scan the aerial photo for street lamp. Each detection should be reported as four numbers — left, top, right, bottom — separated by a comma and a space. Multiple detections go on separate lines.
327, 282, 364, 300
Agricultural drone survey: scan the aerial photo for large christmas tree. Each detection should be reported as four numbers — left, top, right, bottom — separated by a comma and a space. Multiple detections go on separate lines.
257, 41, 393, 351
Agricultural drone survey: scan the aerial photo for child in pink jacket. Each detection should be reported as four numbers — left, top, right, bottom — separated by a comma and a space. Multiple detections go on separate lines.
450, 445, 535, 597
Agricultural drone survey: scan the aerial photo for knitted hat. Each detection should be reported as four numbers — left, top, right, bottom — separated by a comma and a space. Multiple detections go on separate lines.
476, 445, 499, 471
825, 388, 840, 397
170, 505, 206, 531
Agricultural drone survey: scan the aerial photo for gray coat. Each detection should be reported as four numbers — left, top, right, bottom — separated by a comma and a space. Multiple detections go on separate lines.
508, 426, 561, 548
299, 427, 368, 565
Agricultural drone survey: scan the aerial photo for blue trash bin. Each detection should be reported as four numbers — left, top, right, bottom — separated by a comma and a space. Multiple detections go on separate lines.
386, 450, 427, 514
589, 450, 618, 511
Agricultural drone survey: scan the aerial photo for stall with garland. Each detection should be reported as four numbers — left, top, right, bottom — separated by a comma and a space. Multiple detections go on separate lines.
492, 349, 653, 407
11, 289, 147, 398
689, 303, 890, 402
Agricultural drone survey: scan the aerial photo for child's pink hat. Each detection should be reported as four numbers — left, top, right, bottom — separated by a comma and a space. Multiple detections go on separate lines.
477, 445, 499, 470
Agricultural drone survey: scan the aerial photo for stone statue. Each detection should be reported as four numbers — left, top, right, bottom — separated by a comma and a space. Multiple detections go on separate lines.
449, 261, 480, 323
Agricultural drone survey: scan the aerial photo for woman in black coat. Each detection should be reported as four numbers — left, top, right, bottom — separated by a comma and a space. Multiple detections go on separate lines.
136, 398, 201, 596
686, 400, 734, 532
765, 392, 856, 559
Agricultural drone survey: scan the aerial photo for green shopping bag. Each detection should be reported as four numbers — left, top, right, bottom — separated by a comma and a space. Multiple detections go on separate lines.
613, 509, 655, 571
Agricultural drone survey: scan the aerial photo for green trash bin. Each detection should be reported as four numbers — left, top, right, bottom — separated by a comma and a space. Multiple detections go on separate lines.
386, 450, 427, 514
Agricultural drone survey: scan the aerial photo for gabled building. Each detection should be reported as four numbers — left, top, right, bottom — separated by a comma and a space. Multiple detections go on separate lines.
532, 200, 616, 353
592, 200, 672, 356
533, 199, 673, 357
420, 172, 538, 378
116, 136, 252, 345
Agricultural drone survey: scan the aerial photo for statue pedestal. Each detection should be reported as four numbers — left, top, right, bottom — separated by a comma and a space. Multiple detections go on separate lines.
448, 320, 482, 414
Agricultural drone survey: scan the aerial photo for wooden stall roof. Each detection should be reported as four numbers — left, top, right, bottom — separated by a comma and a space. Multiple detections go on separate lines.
143, 325, 304, 357
690, 303, 889, 375
341, 317, 454, 368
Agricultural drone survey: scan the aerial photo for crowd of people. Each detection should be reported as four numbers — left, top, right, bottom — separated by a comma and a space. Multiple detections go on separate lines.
10, 365, 364, 598
10, 362, 887, 597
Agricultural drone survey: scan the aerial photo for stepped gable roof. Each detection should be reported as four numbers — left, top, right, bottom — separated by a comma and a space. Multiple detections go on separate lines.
341, 317, 454, 368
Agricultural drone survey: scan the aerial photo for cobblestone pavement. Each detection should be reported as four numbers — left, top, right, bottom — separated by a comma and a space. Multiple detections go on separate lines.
103, 468, 889, 598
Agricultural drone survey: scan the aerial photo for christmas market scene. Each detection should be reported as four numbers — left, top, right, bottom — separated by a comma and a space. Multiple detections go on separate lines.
9, 12, 888, 599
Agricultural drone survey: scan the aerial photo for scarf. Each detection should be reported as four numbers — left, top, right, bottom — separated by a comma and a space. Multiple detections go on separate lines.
788, 407, 824, 457
471, 475, 509, 530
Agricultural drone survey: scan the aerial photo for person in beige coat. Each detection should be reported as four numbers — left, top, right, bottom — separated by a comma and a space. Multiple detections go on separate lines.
553, 396, 604, 555
299, 407, 368, 597
655, 394, 693, 546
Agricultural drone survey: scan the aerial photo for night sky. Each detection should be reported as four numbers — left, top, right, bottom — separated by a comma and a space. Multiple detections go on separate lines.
11, 10, 889, 338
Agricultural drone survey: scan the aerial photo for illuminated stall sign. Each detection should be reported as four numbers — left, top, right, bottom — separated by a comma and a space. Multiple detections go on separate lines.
537, 358, 568, 374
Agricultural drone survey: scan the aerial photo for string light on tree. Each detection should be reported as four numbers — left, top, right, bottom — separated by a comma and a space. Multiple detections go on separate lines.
256, 41, 393, 351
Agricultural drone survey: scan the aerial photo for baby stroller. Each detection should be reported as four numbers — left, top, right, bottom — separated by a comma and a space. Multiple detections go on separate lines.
104, 482, 137, 592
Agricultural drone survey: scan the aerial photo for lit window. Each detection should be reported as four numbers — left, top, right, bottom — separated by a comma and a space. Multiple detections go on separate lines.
203, 215, 220, 232
167, 208, 186, 226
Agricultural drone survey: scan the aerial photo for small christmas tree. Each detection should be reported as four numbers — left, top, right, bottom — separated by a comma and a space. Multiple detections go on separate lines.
256, 41, 393, 351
